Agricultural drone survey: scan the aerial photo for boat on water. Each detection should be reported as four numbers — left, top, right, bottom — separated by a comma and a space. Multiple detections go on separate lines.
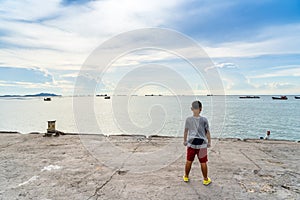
96, 94, 107, 97
44, 97, 51, 101
145, 94, 163, 96
295, 96, 300, 99
272, 96, 288, 100
239, 96, 260, 99
207, 94, 213, 96
104, 96, 110, 99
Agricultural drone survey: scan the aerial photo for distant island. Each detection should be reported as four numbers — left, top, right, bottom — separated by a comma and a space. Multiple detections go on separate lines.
0, 93, 62, 98
145, 94, 163, 96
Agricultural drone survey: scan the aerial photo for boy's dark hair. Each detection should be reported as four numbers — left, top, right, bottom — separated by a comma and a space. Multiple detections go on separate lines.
192, 100, 202, 109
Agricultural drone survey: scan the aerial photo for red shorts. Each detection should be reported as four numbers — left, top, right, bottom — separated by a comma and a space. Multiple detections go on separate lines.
187, 147, 208, 163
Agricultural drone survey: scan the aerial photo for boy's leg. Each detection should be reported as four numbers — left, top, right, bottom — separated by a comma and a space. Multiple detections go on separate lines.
198, 148, 208, 180
200, 162, 208, 181
185, 160, 193, 177
185, 147, 196, 178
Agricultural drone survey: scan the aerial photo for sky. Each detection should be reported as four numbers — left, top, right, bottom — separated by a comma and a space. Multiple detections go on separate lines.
0, 0, 300, 95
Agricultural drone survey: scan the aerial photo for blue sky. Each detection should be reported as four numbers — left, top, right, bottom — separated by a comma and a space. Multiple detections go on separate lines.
0, 0, 299, 95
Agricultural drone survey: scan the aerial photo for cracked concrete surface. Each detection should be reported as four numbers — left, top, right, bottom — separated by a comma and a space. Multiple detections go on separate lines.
0, 133, 299, 200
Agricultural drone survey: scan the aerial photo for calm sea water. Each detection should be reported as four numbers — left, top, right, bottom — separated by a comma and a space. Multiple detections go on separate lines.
0, 95, 299, 141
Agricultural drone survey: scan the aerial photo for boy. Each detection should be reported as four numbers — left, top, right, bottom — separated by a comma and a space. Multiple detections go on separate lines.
183, 100, 211, 185
264, 130, 271, 140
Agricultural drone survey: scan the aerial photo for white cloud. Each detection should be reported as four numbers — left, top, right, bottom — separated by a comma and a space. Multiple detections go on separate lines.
0, 80, 52, 88
205, 62, 239, 71
46, 0, 183, 36
215, 62, 239, 69
59, 73, 79, 78
0, 79, 74, 94
204, 23, 300, 58
213, 62, 300, 95
257, 82, 296, 90
0, 0, 185, 72
248, 65, 300, 79
0, 0, 61, 21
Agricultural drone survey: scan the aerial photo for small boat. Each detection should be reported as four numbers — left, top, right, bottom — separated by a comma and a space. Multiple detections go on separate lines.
295, 96, 300, 99
272, 96, 288, 100
96, 94, 107, 97
239, 96, 260, 99
44, 97, 51, 101
207, 94, 213, 96
104, 96, 110, 99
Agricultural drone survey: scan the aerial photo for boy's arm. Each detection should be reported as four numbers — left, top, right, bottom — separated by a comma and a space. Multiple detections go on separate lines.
183, 128, 188, 146
206, 130, 211, 148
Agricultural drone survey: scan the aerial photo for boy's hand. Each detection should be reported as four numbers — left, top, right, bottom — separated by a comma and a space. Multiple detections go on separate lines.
207, 143, 211, 148
183, 141, 187, 146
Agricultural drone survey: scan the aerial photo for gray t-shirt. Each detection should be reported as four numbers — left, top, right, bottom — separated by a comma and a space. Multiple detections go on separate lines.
185, 116, 209, 149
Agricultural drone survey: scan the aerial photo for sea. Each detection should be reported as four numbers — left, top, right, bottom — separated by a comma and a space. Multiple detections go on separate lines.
0, 95, 299, 141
